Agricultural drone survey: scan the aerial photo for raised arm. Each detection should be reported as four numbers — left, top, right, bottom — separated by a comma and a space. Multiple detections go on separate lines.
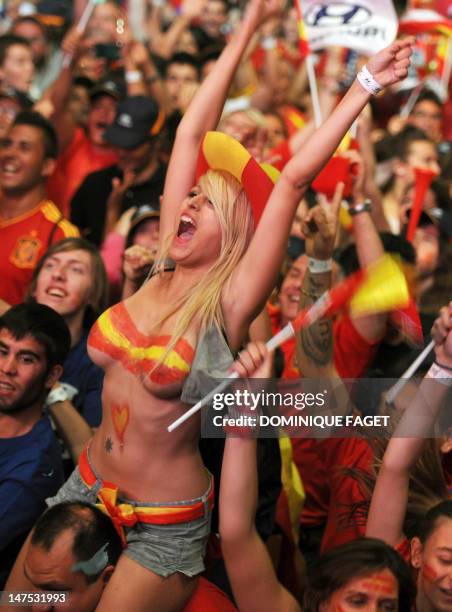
219, 343, 300, 612
227, 39, 413, 331
42, 27, 83, 152
296, 183, 343, 378
147, 0, 207, 60
366, 303, 452, 546
343, 149, 387, 343
159, 0, 283, 241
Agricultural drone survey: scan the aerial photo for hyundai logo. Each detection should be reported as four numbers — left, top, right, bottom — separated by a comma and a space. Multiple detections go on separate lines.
305, 3, 372, 27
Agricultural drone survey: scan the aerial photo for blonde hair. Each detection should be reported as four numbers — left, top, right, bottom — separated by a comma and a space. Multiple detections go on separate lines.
152, 169, 254, 361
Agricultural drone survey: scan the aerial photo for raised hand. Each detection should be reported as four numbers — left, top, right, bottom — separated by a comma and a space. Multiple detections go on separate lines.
181, 0, 208, 21
123, 244, 156, 285
301, 182, 344, 260
232, 342, 273, 379
109, 171, 136, 212
341, 149, 365, 200
432, 302, 452, 368
366, 37, 414, 88
244, 0, 284, 29
61, 26, 85, 62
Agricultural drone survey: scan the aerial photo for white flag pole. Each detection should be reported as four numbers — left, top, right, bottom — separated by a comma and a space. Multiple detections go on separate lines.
400, 81, 425, 118
62, 0, 98, 68
385, 340, 434, 405
306, 53, 322, 128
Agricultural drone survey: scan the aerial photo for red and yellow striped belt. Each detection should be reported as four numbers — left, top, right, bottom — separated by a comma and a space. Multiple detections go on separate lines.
79, 447, 214, 545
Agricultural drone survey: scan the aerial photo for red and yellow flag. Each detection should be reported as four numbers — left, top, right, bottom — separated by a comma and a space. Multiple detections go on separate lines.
294, 0, 310, 57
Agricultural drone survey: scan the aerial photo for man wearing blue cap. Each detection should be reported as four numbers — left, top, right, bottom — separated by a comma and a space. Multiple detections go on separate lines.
70, 95, 166, 246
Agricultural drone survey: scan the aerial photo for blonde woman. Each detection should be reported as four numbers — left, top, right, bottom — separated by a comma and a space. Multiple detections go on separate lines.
4, 1, 413, 610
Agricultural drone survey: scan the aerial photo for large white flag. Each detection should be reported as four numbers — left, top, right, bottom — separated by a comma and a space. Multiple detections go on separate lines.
300, 1, 398, 55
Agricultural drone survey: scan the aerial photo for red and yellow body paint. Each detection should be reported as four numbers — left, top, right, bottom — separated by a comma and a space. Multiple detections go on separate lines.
111, 403, 130, 448
196, 131, 279, 226
89, 303, 195, 385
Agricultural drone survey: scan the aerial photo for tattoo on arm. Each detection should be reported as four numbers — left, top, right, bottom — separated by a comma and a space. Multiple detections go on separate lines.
105, 437, 113, 453
299, 272, 333, 366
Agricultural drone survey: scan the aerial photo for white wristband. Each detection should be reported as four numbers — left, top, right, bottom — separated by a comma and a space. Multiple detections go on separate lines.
125, 70, 142, 84
426, 362, 452, 386
308, 257, 332, 274
356, 65, 383, 95
261, 36, 277, 51
46, 382, 79, 407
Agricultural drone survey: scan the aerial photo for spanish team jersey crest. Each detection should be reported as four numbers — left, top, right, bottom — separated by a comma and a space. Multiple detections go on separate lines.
0, 200, 79, 305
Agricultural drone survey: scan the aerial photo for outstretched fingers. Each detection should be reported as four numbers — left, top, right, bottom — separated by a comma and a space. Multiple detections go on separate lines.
432, 303, 452, 346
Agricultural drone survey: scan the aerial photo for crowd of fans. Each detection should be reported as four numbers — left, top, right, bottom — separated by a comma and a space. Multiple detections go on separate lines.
0, 0, 451, 610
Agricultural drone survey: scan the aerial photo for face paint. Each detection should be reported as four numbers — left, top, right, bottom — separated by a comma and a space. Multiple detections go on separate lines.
328, 569, 399, 612
360, 575, 398, 596
422, 563, 438, 582
111, 402, 130, 448
71, 543, 109, 576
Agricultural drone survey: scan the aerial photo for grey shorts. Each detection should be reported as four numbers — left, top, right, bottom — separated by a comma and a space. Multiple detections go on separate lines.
46, 464, 212, 578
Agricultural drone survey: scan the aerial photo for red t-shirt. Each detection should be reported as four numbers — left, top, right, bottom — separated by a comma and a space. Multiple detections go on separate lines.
319, 436, 373, 552
267, 303, 380, 528
0, 200, 79, 305
47, 128, 118, 217
267, 303, 379, 382
183, 577, 237, 611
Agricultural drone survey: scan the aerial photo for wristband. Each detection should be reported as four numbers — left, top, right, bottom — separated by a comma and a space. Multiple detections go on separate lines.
356, 65, 383, 96
46, 382, 79, 407
261, 36, 277, 51
434, 360, 452, 372
125, 70, 142, 84
426, 362, 452, 386
308, 257, 332, 274
224, 403, 260, 438
348, 199, 372, 216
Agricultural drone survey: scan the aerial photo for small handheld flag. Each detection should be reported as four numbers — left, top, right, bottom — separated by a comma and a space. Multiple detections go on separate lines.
168, 256, 410, 432
406, 168, 438, 243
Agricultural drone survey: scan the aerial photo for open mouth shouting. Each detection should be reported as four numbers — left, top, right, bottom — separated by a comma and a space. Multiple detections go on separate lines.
176, 214, 197, 243
45, 286, 68, 301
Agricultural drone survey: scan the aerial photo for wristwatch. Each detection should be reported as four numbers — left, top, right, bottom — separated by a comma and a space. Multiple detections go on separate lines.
46, 383, 78, 407
308, 257, 333, 274
348, 199, 372, 216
